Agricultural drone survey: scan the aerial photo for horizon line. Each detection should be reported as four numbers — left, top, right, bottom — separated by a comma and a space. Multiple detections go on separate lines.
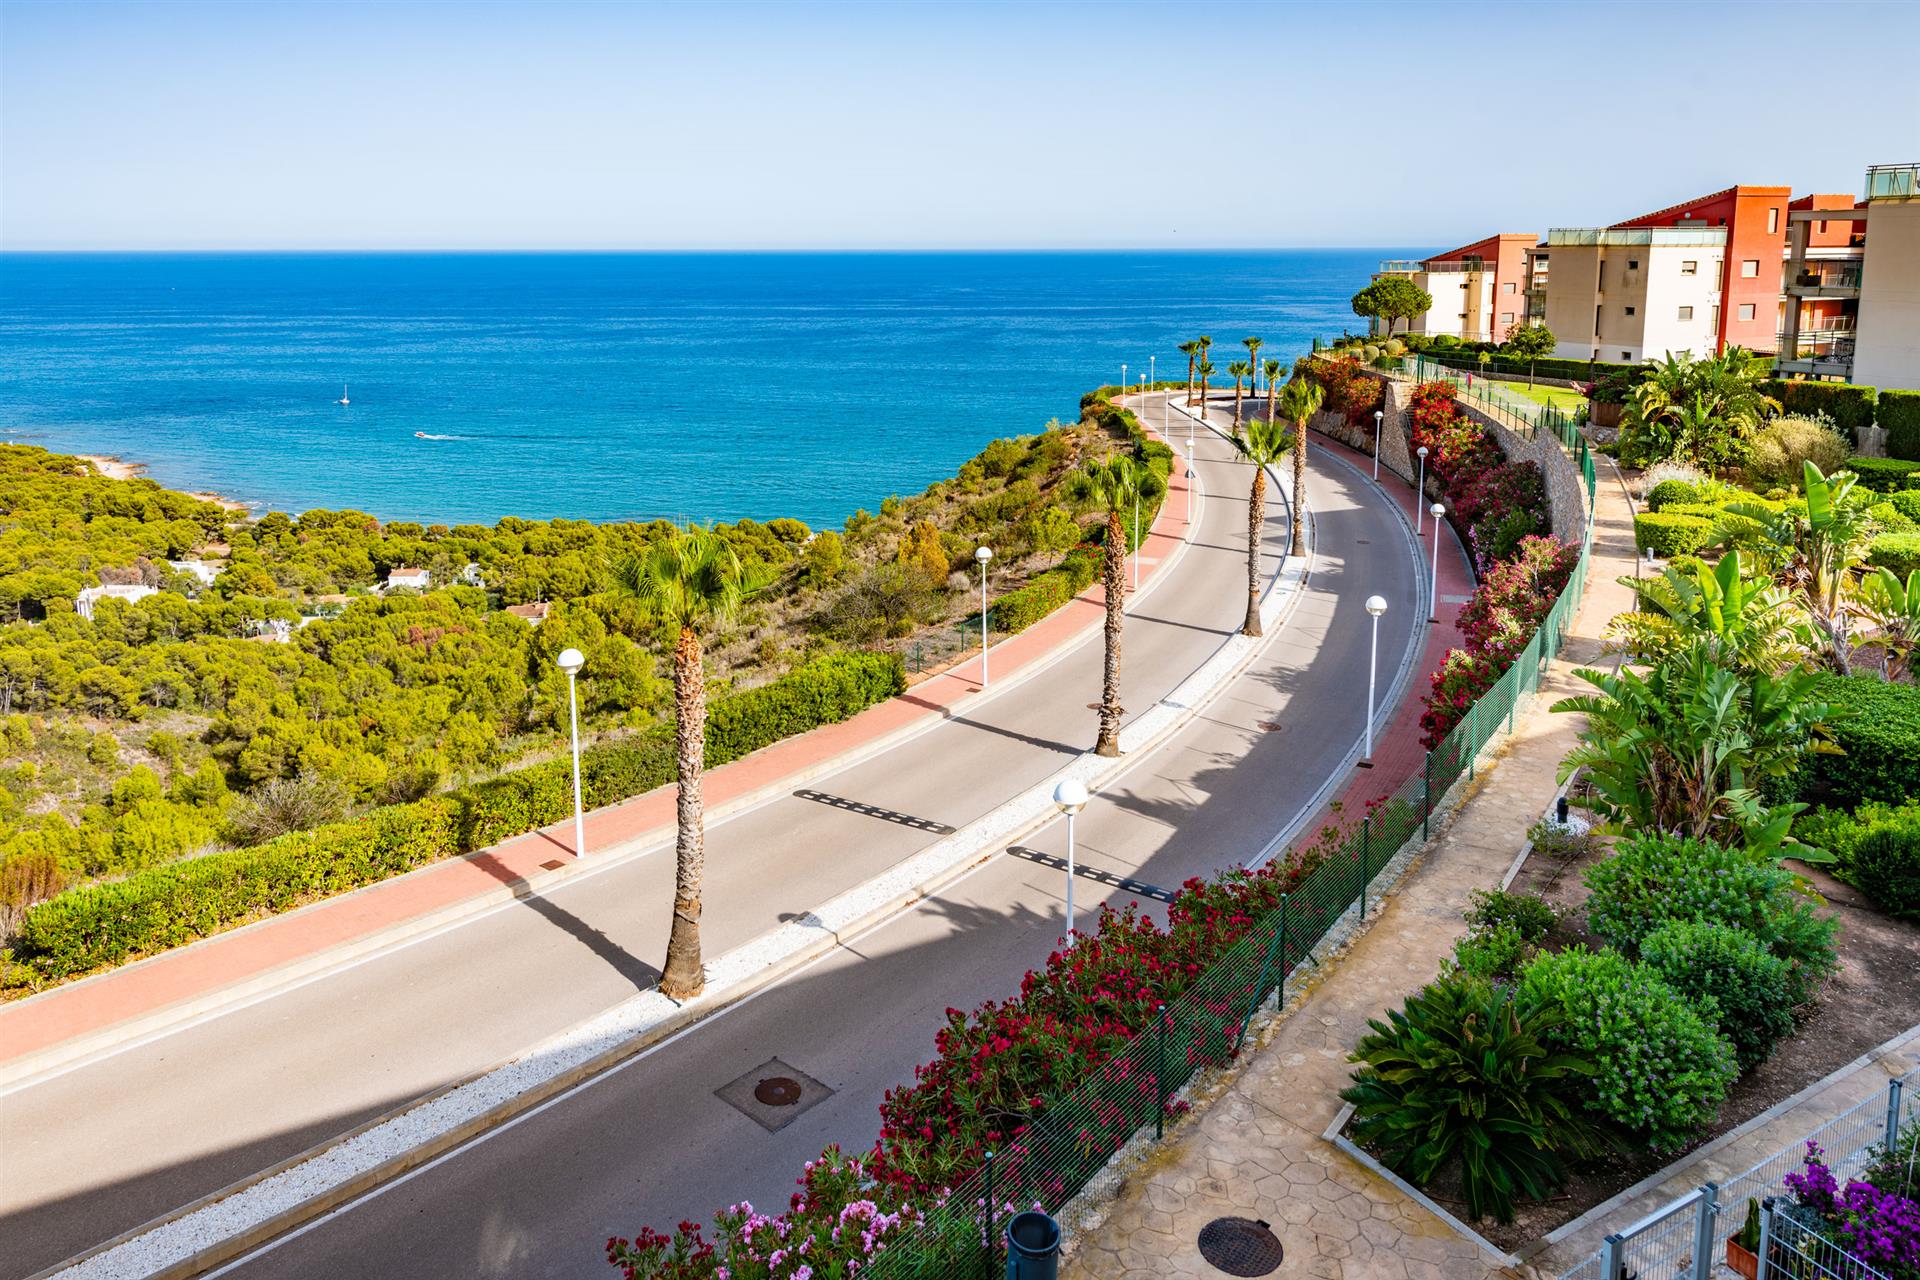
0, 244, 1431, 256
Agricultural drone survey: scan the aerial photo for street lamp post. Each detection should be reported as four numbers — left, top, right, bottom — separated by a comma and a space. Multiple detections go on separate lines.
1052, 778, 1090, 939
1121, 362, 1127, 398
556, 647, 587, 858
1372, 409, 1384, 481
1429, 503, 1446, 623
975, 545, 993, 686
1415, 445, 1430, 535
1362, 596, 1387, 766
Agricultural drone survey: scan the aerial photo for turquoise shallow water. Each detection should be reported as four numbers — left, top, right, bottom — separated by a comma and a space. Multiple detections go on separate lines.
0, 251, 1406, 528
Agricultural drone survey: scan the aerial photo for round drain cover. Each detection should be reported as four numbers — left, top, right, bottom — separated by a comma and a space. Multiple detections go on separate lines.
1197, 1217, 1284, 1276
754, 1076, 802, 1107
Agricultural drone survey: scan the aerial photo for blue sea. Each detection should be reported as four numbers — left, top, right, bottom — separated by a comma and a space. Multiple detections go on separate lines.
0, 252, 1408, 529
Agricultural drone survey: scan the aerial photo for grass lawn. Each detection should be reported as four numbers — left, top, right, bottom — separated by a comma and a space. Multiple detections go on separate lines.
1487, 379, 1589, 413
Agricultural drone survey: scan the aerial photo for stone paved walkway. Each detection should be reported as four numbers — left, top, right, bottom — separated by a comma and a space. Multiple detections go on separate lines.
1063, 437, 1641, 1280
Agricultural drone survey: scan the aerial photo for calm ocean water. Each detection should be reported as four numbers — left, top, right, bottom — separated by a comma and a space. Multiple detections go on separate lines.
0, 252, 1408, 528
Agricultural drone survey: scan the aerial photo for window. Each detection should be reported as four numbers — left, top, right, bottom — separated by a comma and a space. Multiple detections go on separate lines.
1712, 305, 1721, 332
1678, 305, 1694, 320
1627, 259, 1640, 270
1681, 260, 1698, 275
1502, 282, 1516, 294
1742, 259, 1761, 278
1621, 351, 1632, 360
1768, 207, 1780, 234
1818, 220, 1828, 234
1625, 306, 1636, 316
1500, 312, 1515, 324
1738, 303, 1756, 321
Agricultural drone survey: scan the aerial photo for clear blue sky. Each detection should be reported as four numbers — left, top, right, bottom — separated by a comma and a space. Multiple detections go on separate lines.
4, 0, 1916, 251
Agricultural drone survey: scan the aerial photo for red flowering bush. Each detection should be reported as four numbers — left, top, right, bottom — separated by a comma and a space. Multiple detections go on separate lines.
1307, 356, 1385, 425
1454, 461, 1547, 569
1421, 536, 1578, 748
1409, 383, 1502, 495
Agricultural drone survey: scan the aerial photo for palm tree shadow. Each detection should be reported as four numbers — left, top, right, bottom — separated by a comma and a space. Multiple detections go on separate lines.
467, 851, 660, 993
894, 693, 1083, 755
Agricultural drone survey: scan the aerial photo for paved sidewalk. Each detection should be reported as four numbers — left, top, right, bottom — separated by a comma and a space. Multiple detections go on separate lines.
1063, 444, 1639, 1280
0, 423, 1196, 1072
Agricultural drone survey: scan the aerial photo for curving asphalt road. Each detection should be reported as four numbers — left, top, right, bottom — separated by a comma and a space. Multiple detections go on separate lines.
176, 395, 1430, 1280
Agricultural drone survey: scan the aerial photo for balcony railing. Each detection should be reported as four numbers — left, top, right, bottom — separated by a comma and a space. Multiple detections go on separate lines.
1776, 330, 1856, 361
1377, 259, 1485, 274
1546, 227, 1726, 247
1866, 162, 1920, 199
1790, 263, 1863, 290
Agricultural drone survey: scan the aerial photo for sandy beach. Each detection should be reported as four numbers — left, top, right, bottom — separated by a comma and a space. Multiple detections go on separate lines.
78, 453, 251, 513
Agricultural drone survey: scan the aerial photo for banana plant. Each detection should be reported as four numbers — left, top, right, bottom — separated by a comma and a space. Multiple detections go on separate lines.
1852, 566, 1920, 682
1724, 461, 1877, 675
1608, 550, 1814, 675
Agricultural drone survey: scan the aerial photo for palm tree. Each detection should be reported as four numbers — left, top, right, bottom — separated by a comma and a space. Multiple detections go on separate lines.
1233, 417, 1291, 636
1227, 360, 1251, 426
610, 527, 758, 999
1279, 378, 1325, 558
1178, 340, 1200, 408
1078, 455, 1152, 756
1242, 336, 1263, 395
1196, 359, 1215, 419
1620, 347, 1778, 471
1262, 358, 1283, 422
1192, 335, 1213, 404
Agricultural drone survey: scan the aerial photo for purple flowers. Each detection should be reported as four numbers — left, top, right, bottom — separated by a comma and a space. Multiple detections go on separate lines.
1785, 1140, 1920, 1278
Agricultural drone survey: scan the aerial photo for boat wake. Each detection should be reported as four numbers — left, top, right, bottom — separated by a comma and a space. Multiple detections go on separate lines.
413, 432, 466, 441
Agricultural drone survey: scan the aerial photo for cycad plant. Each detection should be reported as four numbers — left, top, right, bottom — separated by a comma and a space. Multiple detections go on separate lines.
1233, 418, 1292, 637
1279, 377, 1325, 558
1226, 360, 1251, 425
1342, 975, 1606, 1224
610, 526, 760, 998
1077, 455, 1153, 756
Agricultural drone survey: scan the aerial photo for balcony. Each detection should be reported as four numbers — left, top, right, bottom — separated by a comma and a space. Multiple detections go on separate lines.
1866, 163, 1920, 199
1774, 328, 1856, 378
1546, 227, 1726, 247
1787, 262, 1863, 298
1377, 259, 1485, 274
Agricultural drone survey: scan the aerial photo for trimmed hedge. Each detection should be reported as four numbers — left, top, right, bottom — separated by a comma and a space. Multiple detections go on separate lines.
1844, 456, 1920, 493
1634, 511, 1715, 559
1868, 532, 1920, 579
1800, 674, 1920, 809
11, 651, 907, 984
1761, 380, 1878, 434
1881, 389, 1920, 462
1415, 350, 1644, 383
1891, 490, 1920, 524
1645, 479, 1699, 512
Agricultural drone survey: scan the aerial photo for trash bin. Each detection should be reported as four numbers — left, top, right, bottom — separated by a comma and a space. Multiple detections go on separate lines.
1005, 1210, 1061, 1280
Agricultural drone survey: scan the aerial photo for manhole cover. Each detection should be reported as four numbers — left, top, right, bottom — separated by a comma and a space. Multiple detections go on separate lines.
1197, 1217, 1284, 1276
754, 1076, 802, 1107
539, 859, 566, 871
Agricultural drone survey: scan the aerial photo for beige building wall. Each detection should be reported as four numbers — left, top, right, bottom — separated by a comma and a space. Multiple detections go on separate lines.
1543, 236, 1725, 363
1854, 198, 1920, 391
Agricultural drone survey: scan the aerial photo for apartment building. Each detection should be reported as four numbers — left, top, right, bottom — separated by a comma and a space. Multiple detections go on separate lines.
1368, 233, 1535, 343
1781, 164, 1920, 391
1531, 228, 1727, 363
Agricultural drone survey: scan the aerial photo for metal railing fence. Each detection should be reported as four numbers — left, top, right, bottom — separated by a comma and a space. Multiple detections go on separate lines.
857, 375, 1598, 1279
1760, 1200, 1894, 1280
1556, 1071, 1915, 1280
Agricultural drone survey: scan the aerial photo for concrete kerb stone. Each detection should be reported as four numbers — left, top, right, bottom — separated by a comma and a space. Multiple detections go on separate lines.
37, 413, 1323, 1280
1, 415, 1206, 1095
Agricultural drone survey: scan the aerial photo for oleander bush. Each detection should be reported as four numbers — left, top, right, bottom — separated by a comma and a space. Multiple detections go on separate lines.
1634, 511, 1715, 559
1341, 974, 1605, 1223
1519, 946, 1738, 1150
8, 651, 906, 985
1581, 833, 1838, 996
1800, 674, 1920, 809
1639, 920, 1799, 1070
1419, 536, 1579, 748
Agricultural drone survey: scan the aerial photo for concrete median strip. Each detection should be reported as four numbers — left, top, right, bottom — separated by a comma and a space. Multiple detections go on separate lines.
37, 421, 1327, 1280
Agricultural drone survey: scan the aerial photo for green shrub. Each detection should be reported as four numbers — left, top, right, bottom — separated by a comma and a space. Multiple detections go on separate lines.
1430, 334, 1461, 350
992, 571, 1075, 633
1880, 388, 1920, 462
1762, 380, 1878, 434
1639, 920, 1798, 1070
1847, 826, 1920, 921
1867, 531, 1920, 579
1382, 338, 1406, 357
1870, 501, 1918, 530
11, 651, 907, 984
1465, 887, 1557, 941
1634, 512, 1715, 559
1446, 923, 1530, 981
1519, 946, 1737, 1149
1802, 674, 1920, 808
1745, 416, 1851, 489
1645, 479, 1699, 512
1844, 456, 1920, 494
1889, 490, 1920, 524
1582, 833, 1839, 996
1341, 975, 1605, 1223
1362, 344, 1381, 363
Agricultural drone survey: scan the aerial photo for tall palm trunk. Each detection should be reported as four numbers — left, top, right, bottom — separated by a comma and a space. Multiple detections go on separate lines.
1184, 352, 1196, 405
1198, 368, 1210, 416
1232, 378, 1244, 426
1266, 380, 1278, 424
661, 625, 707, 999
1290, 424, 1309, 558
1096, 509, 1126, 756
1244, 466, 1266, 637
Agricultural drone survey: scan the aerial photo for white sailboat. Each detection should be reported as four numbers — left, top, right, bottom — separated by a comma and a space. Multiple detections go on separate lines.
337, 384, 350, 406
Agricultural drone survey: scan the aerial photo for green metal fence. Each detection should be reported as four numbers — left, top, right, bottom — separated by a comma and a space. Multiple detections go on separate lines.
861, 375, 1600, 1278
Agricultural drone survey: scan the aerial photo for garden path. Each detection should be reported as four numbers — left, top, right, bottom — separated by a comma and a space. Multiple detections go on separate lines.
1063, 436, 1641, 1280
